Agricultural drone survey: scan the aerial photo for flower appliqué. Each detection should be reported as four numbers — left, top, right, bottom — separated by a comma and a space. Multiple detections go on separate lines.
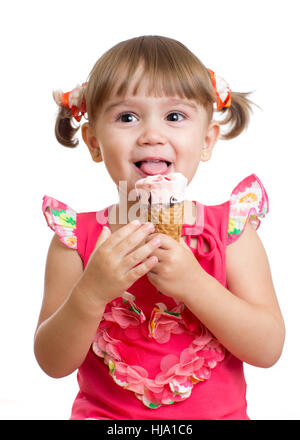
92, 292, 225, 409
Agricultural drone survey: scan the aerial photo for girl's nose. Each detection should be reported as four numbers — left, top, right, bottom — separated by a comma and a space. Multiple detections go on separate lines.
137, 122, 167, 146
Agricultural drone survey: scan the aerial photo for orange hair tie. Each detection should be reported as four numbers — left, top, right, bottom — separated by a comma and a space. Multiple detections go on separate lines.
208, 69, 231, 111
53, 82, 88, 122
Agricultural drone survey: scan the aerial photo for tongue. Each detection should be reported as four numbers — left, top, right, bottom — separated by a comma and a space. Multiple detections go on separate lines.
140, 160, 168, 175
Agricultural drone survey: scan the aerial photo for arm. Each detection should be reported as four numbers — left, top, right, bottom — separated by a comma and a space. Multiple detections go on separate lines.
34, 233, 106, 378
183, 222, 285, 367
34, 222, 160, 378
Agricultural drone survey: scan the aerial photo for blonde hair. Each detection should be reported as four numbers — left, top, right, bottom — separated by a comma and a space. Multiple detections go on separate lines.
55, 35, 255, 147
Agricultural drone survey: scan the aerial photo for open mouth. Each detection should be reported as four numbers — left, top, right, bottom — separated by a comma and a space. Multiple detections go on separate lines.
134, 160, 172, 176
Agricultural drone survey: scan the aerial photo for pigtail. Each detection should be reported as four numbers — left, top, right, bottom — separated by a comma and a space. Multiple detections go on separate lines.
218, 91, 257, 140
54, 105, 80, 148
53, 84, 87, 148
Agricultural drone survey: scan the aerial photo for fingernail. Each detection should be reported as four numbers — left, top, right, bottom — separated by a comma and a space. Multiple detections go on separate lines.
152, 237, 161, 245
145, 222, 155, 230
131, 219, 141, 226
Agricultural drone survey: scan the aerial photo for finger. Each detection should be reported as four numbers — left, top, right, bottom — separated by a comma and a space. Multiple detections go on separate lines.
101, 220, 144, 250
114, 222, 156, 257
145, 233, 176, 249
144, 232, 159, 243
144, 246, 165, 262
123, 235, 162, 270
126, 255, 158, 285
94, 226, 111, 250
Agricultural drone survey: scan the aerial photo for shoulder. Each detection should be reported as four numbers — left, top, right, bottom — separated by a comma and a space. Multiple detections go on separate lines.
39, 195, 87, 328
226, 219, 266, 275
223, 174, 277, 305
195, 174, 269, 246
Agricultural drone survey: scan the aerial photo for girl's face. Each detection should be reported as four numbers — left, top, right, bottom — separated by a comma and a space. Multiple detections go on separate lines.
82, 74, 220, 195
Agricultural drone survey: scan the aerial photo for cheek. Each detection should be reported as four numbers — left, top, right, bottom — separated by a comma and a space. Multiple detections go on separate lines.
175, 124, 204, 148
100, 134, 125, 161
178, 141, 201, 164
177, 144, 201, 182
104, 129, 133, 152
101, 141, 131, 183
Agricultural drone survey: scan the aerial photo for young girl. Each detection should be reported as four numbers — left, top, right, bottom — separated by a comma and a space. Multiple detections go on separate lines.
35, 35, 285, 420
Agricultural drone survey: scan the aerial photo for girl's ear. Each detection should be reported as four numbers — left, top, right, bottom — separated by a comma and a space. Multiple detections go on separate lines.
200, 121, 220, 162
81, 123, 103, 163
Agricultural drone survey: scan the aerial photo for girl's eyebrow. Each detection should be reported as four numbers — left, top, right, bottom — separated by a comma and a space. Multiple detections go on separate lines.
103, 98, 199, 114
165, 98, 199, 111
103, 100, 131, 114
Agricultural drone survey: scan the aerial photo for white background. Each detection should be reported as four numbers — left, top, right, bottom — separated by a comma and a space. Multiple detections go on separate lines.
0, 0, 299, 420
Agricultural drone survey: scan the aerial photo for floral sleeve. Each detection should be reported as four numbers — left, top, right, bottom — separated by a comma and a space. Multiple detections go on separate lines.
42, 195, 77, 249
227, 174, 269, 245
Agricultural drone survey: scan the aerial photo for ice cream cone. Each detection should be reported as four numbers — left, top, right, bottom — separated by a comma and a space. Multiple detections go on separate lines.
135, 172, 188, 295
148, 202, 184, 242
135, 172, 187, 242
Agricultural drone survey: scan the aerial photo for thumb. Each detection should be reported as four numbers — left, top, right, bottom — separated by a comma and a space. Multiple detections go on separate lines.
95, 226, 111, 248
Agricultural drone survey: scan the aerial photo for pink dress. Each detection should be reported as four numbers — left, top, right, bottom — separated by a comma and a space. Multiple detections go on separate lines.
42, 174, 269, 420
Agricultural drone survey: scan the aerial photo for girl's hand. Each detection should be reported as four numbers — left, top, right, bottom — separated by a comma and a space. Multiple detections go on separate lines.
145, 233, 205, 301
79, 221, 161, 307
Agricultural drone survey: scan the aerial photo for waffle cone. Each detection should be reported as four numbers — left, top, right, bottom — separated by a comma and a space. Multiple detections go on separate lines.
147, 202, 184, 242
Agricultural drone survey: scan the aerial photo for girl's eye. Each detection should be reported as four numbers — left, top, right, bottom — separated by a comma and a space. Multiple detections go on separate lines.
116, 113, 138, 123
166, 112, 185, 122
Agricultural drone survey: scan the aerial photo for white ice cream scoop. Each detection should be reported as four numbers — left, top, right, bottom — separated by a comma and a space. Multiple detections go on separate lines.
135, 172, 188, 205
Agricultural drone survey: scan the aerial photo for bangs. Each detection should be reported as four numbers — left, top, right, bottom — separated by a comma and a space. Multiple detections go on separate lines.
86, 36, 215, 123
